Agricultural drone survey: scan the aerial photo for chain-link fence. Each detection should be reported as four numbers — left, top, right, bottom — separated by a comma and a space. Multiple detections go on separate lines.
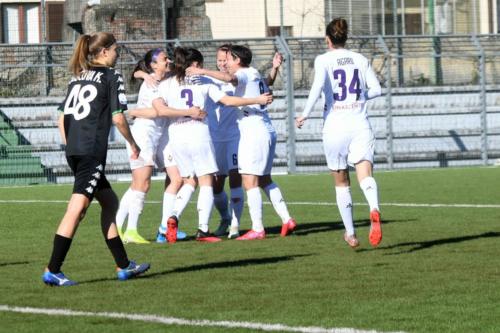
1, 34, 500, 185
0, 0, 496, 44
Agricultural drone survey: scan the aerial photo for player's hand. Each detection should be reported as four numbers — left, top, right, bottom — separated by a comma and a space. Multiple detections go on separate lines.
258, 93, 273, 105
188, 106, 207, 120
186, 66, 204, 76
295, 116, 306, 129
142, 74, 159, 88
272, 52, 283, 69
130, 142, 141, 160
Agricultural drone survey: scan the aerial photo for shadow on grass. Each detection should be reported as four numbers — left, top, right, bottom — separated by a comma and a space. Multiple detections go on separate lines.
359, 231, 500, 255
79, 254, 314, 284
0, 261, 30, 268
264, 218, 415, 237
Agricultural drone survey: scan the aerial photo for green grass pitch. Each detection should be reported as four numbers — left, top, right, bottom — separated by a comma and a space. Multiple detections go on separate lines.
0, 167, 499, 333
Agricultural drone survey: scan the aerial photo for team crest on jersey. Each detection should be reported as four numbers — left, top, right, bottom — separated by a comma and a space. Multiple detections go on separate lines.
119, 93, 128, 104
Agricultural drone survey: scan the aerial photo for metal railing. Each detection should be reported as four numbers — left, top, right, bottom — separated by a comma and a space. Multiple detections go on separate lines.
1, 34, 500, 185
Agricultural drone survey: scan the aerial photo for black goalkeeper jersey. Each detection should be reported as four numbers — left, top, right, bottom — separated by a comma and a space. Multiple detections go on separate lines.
58, 66, 127, 160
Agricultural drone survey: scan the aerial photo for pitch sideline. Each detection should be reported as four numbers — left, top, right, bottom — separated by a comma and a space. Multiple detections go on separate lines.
0, 199, 499, 209
0, 304, 404, 333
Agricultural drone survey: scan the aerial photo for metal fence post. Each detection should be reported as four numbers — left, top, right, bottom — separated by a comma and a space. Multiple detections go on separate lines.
378, 35, 393, 169
471, 35, 488, 165
275, 36, 297, 173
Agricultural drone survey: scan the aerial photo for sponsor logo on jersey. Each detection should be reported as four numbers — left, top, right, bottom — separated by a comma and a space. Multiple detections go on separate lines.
88, 179, 97, 187
86, 186, 94, 194
92, 172, 101, 179
96, 164, 103, 171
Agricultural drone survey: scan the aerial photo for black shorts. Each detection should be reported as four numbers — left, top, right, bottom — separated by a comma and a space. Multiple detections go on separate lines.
66, 155, 111, 200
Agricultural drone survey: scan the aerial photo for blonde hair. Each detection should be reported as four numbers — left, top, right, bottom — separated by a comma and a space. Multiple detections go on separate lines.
68, 32, 116, 76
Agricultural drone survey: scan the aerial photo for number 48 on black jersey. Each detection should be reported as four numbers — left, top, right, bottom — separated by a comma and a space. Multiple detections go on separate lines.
58, 66, 128, 159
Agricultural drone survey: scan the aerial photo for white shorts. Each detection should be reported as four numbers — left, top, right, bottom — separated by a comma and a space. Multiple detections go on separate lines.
126, 123, 162, 170
322, 127, 375, 171
169, 121, 218, 178
237, 115, 274, 176
156, 130, 177, 170
213, 138, 239, 176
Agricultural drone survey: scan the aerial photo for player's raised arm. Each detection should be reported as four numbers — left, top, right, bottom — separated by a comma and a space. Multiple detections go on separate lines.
186, 66, 238, 86
219, 93, 273, 107
134, 70, 158, 88
266, 52, 283, 86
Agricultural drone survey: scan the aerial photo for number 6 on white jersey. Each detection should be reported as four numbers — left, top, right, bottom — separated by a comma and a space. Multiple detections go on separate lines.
64, 84, 98, 120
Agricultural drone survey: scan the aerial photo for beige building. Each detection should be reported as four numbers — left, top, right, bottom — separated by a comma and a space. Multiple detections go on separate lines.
1, 0, 500, 44
205, 0, 325, 38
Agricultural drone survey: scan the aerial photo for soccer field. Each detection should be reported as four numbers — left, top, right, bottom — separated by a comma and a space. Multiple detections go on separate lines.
0, 167, 499, 333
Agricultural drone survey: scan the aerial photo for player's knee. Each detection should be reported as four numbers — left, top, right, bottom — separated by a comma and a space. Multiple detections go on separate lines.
169, 177, 183, 191
100, 219, 113, 237
258, 176, 272, 188
100, 196, 119, 216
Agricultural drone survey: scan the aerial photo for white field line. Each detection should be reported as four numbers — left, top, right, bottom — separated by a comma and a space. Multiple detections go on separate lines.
0, 199, 499, 209
0, 305, 405, 333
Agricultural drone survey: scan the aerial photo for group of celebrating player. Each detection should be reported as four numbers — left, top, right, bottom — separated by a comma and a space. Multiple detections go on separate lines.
115, 43, 296, 246
42, 17, 383, 286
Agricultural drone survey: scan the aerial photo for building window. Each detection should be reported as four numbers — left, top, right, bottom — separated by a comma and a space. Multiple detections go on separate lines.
1, 3, 63, 43
267, 26, 293, 37
2, 3, 40, 43
46, 3, 64, 42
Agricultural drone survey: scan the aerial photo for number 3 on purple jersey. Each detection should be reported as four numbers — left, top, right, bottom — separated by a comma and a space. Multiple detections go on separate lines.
333, 69, 361, 101
181, 89, 194, 107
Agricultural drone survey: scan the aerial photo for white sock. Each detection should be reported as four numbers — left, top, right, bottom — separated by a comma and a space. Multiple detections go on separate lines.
360, 176, 379, 212
160, 192, 176, 231
214, 190, 231, 221
335, 186, 355, 236
263, 183, 291, 224
197, 186, 214, 233
172, 183, 195, 218
127, 190, 146, 231
116, 188, 133, 230
230, 187, 244, 228
246, 187, 264, 232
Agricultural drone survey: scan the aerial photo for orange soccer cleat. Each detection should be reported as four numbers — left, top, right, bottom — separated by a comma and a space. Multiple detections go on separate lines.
369, 210, 382, 247
280, 218, 297, 237
166, 215, 179, 244
236, 229, 265, 240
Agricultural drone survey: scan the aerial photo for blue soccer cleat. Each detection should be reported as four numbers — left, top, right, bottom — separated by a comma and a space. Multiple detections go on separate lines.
116, 260, 150, 281
156, 227, 187, 243
156, 230, 167, 243
42, 271, 77, 287
177, 230, 187, 240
